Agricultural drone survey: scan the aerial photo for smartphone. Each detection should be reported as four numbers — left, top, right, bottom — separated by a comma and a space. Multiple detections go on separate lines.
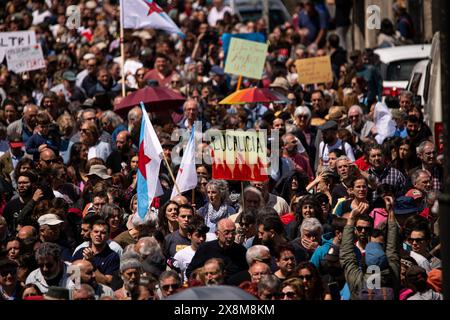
328, 282, 341, 301
403, 242, 412, 252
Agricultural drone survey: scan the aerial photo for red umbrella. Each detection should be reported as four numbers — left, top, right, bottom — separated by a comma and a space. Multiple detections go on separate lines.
114, 86, 186, 116
219, 87, 289, 104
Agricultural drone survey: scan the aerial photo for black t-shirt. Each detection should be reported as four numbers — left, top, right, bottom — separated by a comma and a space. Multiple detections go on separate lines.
165, 230, 191, 258
331, 183, 349, 208
72, 245, 120, 276
2, 197, 25, 234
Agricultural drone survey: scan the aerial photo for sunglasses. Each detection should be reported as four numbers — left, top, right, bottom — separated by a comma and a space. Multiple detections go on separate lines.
162, 283, 180, 291
281, 291, 296, 299
407, 237, 426, 243
42, 158, 57, 165
265, 292, 282, 300
80, 129, 93, 134
298, 274, 313, 281
356, 226, 372, 233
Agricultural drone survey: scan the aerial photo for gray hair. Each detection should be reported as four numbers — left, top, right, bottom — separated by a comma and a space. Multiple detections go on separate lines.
136, 236, 162, 257
416, 140, 434, 155
72, 284, 96, 300
246, 245, 270, 266
257, 275, 281, 294
400, 90, 413, 99
23, 104, 39, 114
335, 155, 351, 164
411, 168, 431, 185
120, 251, 143, 272
348, 105, 363, 115
243, 186, 264, 206
127, 106, 142, 122
294, 106, 312, 122
159, 270, 181, 285
300, 218, 323, 237
100, 110, 123, 129
206, 179, 229, 203
35, 242, 61, 261
100, 203, 124, 221
183, 98, 199, 111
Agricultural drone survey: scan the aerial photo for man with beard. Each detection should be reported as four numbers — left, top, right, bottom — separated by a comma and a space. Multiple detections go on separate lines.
126, 106, 143, 147
186, 218, 247, 280
274, 244, 297, 281
72, 259, 114, 299
114, 253, 143, 300
346, 105, 375, 146
367, 143, 406, 198
106, 131, 136, 174
281, 133, 314, 181
7, 104, 39, 144
317, 121, 355, 169
257, 215, 288, 257
203, 258, 225, 286
406, 115, 432, 146
72, 220, 120, 286
25, 242, 74, 293
2, 171, 41, 234
310, 90, 328, 119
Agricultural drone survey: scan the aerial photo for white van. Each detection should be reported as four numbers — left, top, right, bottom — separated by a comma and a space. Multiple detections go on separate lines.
406, 32, 442, 154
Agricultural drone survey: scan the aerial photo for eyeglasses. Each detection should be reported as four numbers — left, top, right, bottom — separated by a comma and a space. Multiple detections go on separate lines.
297, 114, 308, 119
42, 158, 56, 165
161, 283, 180, 291
281, 291, 296, 299
407, 237, 426, 243
298, 274, 313, 281
356, 226, 372, 233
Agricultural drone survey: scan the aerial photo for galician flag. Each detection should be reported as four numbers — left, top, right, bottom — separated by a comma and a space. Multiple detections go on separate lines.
170, 126, 198, 200
137, 102, 164, 220
121, 0, 185, 38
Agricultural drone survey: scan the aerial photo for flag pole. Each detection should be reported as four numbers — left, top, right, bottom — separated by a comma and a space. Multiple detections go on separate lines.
236, 75, 243, 91
120, 0, 126, 97
162, 153, 181, 195
192, 189, 195, 205
241, 181, 245, 212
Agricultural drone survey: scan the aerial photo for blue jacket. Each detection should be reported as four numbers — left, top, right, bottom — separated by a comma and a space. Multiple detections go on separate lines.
310, 232, 334, 268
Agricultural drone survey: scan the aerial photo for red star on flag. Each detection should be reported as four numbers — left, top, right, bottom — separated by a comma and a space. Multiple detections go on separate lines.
143, 0, 163, 16
138, 141, 151, 179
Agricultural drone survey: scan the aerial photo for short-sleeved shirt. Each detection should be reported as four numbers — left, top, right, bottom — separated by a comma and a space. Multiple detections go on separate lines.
72, 245, 120, 276
165, 230, 191, 258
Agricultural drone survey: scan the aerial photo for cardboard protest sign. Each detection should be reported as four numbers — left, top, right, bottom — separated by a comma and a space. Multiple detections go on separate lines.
0, 31, 36, 62
224, 38, 268, 80
295, 55, 333, 85
208, 129, 269, 182
221, 32, 266, 64
6, 44, 46, 73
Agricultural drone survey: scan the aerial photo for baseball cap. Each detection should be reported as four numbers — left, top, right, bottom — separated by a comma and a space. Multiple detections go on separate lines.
394, 196, 418, 215
83, 53, 96, 60
38, 214, 64, 226
63, 70, 77, 82
8, 135, 24, 148
405, 189, 423, 200
209, 65, 224, 76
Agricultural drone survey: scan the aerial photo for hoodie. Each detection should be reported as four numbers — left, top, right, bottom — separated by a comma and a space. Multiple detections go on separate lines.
310, 232, 334, 268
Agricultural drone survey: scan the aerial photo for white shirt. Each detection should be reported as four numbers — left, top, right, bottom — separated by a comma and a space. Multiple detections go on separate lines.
410, 251, 433, 273
73, 240, 123, 257
319, 139, 355, 166
32, 10, 52, 25
207, 5, 233, 26
87, 141, 112, 162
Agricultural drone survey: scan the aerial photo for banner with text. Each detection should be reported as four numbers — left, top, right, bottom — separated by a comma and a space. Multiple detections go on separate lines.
208, 130, 269, 182
6, 44, 46, 73
224, 38, 268, 80
295, 55, 333, 85
0, 31, 37, 62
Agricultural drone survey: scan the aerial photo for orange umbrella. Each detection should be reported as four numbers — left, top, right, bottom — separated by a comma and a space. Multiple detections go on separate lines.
219, 87, 289, 105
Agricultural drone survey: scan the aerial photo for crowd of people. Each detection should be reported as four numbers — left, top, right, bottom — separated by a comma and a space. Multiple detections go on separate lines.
0, 0, 443, 300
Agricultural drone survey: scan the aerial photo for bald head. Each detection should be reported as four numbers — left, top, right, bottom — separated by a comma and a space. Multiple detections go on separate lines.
116, 130, 131, 152
216, 219, 236, 248
39, 148, 57, 169
17, 226, 37, 240
173, 195, 189, 206
72, 259, 95, 285
128, 107, 143, 130
72, 284, 95, 300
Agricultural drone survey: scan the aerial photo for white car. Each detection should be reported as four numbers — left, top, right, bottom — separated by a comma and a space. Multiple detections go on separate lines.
225, 0, 291, 30
374, 44, 431, 98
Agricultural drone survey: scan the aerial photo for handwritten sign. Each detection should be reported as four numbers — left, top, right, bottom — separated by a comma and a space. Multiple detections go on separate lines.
295, 56, 333, 85
6, 44, 46, 73
208, 129, 269, 182
224, 38, 268, 80
0, 31, 36, 62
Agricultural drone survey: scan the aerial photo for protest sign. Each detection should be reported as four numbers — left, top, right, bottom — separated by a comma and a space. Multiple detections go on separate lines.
0, 31, 36, 62
224, 38, 268, 80
221, 32, 266, 64
6, 44, 46, 73
208, 129, 269, 182
295, 55, 333, 85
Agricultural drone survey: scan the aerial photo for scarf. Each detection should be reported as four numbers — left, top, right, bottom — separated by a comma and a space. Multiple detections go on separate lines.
206, 202, 229, 225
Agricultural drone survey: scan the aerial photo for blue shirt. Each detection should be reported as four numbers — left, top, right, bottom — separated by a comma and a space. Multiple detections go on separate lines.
72, 245, 119, 276
298, 7, 328, 44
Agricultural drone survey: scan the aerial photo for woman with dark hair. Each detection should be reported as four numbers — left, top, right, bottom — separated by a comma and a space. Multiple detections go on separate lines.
101, 203, 126, 239
391, 138, 416, 175
296, 262, 328, 300
286, 195, 324, 241
274, 170, 309, 205
334, 176, 372, 218
67, 142, 88, 187
235, 210, 257, 249
158, 200, 179, 237
351, 76, 369, 109
11, 157, 35, 190
377, 18, 400, 48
